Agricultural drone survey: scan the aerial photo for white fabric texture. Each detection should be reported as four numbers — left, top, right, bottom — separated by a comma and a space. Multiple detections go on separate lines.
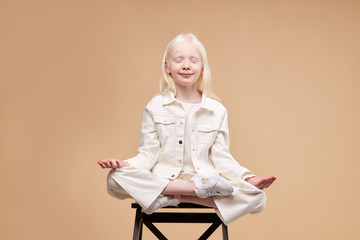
107, 167, 169, 209
178, 101, 200, 173
107, 92, 266, 225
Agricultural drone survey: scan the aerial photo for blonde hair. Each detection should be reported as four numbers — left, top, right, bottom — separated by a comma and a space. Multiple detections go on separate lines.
159, 33, 220, 101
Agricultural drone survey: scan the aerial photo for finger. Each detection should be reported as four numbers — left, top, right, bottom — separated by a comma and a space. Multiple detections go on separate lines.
112, 160, 119, 168
269, 178, 276, 185
263, 178, 275, 188
116, 161, 121, 168
269, 177, 276, 184
110, 161, 116, 168
257, 180, 266, 189
101, 159, 111, 164
261, 178, 272, 188
261, 179, 270, 188
259, 183, 266, 189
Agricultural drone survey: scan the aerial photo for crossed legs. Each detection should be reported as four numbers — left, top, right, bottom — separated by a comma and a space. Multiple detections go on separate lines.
161, 181, 216, 208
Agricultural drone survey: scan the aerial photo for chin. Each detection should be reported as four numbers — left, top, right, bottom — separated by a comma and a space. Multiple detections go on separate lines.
176, 81, 197, 87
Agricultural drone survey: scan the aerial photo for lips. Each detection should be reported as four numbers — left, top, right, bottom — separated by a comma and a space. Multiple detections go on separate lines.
179, 73, 194, 78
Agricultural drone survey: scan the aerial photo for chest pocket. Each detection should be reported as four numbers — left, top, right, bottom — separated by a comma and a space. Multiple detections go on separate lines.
153, 114, 176, 141
196, 122, 219, 147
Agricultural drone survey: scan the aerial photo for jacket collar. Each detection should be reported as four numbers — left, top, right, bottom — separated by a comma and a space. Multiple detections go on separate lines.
162, 92, 215, 112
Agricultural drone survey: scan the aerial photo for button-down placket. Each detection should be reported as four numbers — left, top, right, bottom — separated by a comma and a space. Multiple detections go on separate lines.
189, 109, 200, 172
174, 114, 185, 176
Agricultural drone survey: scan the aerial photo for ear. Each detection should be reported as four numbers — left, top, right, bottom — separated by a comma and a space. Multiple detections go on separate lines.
165, 60, 171, 74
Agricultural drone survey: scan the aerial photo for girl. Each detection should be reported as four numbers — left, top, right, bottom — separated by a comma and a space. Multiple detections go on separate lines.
97, 33, 276, 225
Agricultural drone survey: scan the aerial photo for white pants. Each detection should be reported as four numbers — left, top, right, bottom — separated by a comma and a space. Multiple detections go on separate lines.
107, 167, 266, 225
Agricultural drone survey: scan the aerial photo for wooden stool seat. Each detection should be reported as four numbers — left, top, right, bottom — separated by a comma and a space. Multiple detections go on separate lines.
131, 203, 229, 240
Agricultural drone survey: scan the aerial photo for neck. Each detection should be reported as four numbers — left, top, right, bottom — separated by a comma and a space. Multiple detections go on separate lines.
175, 85, 202, 104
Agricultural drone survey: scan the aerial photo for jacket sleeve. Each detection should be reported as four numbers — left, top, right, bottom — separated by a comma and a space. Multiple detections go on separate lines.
124, 107, 160, 170
209, 109, 255, 181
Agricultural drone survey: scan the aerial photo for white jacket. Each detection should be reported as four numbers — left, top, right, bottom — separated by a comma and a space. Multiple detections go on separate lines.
125, 92, 254, 184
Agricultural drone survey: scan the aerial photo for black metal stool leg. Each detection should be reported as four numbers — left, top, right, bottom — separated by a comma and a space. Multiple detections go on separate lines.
139, 221, 143, 240
133, 207, 143, 240
144, 222, 167, 240
198, 223, 221, 240
222, 223, 229, 240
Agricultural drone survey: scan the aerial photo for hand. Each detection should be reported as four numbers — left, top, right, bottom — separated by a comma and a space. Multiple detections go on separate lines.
97, 158, 130, 169
245, 176, 277, 190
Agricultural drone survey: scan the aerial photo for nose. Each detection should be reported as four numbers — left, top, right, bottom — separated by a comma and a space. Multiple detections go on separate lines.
182, 59, 190, 69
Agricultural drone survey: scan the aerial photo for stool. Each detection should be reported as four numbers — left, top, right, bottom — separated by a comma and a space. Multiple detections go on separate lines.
132, 203, 229, 240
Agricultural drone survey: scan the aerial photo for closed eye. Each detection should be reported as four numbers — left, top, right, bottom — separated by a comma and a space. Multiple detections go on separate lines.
190, 57, 200, 63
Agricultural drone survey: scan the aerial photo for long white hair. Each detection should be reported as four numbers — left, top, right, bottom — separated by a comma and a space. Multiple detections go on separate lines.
159, 33, 220, 101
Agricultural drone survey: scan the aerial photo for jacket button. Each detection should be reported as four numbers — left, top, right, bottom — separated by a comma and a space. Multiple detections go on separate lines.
171, 174, 175, 178
178, 160, 182, 164
179, 140, 183, 144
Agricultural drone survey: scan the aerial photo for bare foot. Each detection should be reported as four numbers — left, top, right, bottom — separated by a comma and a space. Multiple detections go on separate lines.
245, 176, 277, 189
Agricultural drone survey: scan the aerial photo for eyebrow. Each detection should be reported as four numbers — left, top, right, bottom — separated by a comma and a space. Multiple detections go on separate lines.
172, 55, 200, 59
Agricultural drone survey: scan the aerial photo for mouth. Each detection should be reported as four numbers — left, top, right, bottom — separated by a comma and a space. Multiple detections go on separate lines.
179, 73, 194, 78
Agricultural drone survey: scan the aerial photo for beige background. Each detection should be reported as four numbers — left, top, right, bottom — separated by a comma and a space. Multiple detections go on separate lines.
1, 0, 359, 239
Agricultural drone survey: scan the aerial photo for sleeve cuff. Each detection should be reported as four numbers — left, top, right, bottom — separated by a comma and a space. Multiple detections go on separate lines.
242, 174, 255, 181
123, 160, 133, 167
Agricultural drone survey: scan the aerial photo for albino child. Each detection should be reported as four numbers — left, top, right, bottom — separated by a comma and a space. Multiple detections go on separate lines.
97, 33, 276, 225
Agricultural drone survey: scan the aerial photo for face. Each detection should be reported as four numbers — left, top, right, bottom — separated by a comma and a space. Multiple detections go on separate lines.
165, 39, 203, 90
